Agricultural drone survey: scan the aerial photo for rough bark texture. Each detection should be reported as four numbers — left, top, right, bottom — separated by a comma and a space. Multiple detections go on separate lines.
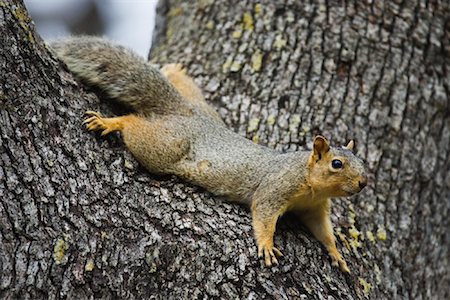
1, 0, 449, 299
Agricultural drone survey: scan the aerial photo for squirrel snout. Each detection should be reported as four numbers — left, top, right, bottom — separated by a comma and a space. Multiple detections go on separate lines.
358, 178, 368, 190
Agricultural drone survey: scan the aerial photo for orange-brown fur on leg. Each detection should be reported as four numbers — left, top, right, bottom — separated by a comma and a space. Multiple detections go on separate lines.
251, 193, 285, 267
160, 64, 203, 103
252, 209, 283, 267
297, 200, 350, 273
83, 111, 190, 175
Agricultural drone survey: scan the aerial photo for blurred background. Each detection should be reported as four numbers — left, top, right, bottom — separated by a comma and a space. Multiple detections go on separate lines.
24, 0, 158, 58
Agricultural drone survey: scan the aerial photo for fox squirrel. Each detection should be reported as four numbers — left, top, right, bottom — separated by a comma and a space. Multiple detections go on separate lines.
51, 36, 368, 273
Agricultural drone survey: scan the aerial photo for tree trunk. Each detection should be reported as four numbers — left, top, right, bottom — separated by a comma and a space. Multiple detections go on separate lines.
1, 0, 449, 299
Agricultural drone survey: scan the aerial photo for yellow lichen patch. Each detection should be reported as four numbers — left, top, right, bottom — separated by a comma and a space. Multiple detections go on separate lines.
373, 264, 382, 284
377, 227, 387, 241
289, 114, 301, 132
168, 6, 183, 17
198, 0, 212, 10
166, 26, 175, 42
12, 6, 35, 43
232, 30, 242, 39
100, 231, 108, 240
300, 125, 310, 137
348, 203, 356, 225
243, 12, 254, 31
232, 27, 243, 39
251, 50, 263, 72
348, 226, 362, 250
222, 58, 233, 73
366, 230, 375, 243
247, 118, 260, 133
205, 20, 214, 30
53, 238, 69, 264
336, 228, 351, 250
85, 259, 95, 272
230, 61, 242, 72
358, 277, 372, 295
13, 6, 29, 21
267, 115, 276, 126
254, 3, 262, 15
166, 7, 183, 42
252, 135, 260, 144
273, 35, 287, 50
345, 204, 362, 250
349, 226, 360, 240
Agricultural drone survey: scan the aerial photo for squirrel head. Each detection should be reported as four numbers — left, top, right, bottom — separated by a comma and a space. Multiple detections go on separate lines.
307, 136, 368, 198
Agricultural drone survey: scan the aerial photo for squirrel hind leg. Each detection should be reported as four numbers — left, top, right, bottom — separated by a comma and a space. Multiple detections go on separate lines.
160, 64, 223, 123
83, 111, 127, 136
83, 111, 190, 175
160, 64, 197, 98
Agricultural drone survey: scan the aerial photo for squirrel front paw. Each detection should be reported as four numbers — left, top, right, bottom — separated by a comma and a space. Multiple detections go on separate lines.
329, 250, 350, 273
257, 242, 283, 267
83, 111, 123, 136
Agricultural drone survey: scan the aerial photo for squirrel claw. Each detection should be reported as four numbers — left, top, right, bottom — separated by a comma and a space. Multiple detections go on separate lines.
85, 110, 102, 117
330, 252, 350, 273
258, 245, 283, 267
272, 247, 283, 257
339, 261, 350, 273
85, 119, 102, 131
84, 111, 104, 131
83, 116, 97, 125
83, 110, 117, 136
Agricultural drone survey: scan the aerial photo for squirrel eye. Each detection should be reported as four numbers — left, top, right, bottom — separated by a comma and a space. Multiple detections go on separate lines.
331, 159, 343, 169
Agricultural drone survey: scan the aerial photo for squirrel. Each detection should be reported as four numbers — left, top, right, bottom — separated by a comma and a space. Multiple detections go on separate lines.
51, 36, 368, 273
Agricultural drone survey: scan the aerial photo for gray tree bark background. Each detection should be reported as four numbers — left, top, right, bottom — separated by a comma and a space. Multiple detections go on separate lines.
1, 0, 449, 299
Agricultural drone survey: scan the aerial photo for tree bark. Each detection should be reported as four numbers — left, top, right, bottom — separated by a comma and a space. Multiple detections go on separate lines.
1, 0, 449, 299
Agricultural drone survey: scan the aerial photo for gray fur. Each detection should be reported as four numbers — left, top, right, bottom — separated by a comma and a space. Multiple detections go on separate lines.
51, 36, 188, 115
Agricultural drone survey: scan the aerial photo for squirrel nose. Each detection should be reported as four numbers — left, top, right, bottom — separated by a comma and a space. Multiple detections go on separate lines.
358, 178, 367, 189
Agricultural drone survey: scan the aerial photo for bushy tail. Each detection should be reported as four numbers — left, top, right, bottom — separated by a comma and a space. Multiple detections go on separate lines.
51, 36, 188, 115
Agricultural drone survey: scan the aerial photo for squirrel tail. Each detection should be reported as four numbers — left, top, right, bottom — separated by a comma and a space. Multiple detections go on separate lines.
51, 36, 188, 115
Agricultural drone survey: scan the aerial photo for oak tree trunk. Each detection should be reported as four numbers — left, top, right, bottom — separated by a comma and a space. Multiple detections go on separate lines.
1, 0, 449, 299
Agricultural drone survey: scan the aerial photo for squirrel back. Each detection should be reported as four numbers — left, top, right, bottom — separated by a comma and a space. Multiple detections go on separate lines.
51, 36, 189, 115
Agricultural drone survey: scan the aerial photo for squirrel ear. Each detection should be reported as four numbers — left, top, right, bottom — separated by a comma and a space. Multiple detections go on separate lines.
313, 135, 330, 160
344, 140, 354, 151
